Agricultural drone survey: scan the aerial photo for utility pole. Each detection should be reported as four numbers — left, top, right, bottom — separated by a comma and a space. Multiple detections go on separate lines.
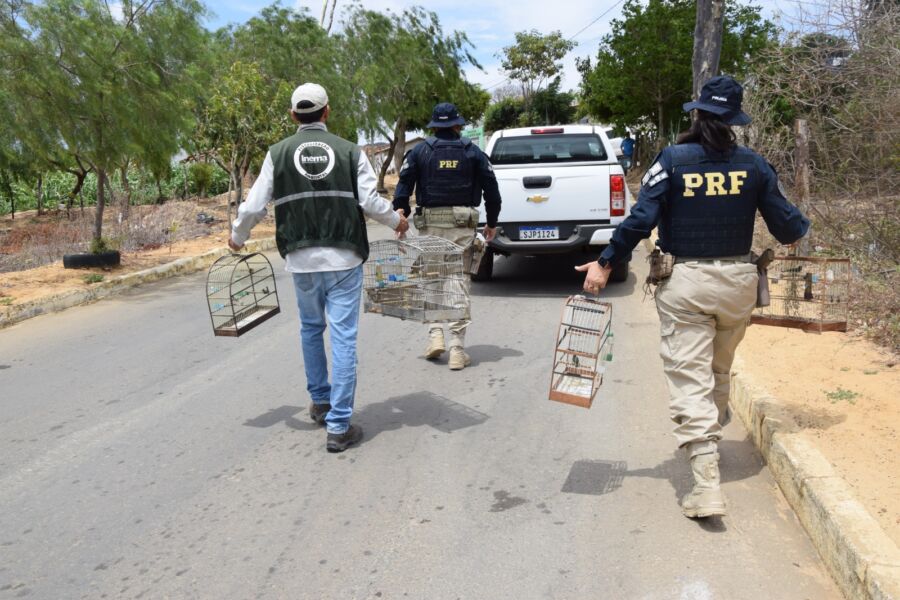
691, 0, 726, 102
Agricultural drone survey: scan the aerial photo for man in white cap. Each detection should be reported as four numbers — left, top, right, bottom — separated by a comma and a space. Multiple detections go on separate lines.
230, 82, 409, 453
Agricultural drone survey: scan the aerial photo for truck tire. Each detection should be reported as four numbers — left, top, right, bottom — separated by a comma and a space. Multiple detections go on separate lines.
609, 260, 629, 283
63, 250, 121, 269
471, 250, 494, 282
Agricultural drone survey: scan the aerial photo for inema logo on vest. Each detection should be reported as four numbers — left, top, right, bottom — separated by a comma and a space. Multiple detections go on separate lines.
293, 141, 336, 181
682, 170, 748, 197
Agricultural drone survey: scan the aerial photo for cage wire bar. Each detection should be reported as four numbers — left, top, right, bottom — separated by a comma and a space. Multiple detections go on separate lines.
363, 236, 470, 323
549, 296, 613, 408
752, 256, 850, 332
207, 253, 280, 337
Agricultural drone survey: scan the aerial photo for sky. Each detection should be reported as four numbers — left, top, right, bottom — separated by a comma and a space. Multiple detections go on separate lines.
204, 0, 800, 95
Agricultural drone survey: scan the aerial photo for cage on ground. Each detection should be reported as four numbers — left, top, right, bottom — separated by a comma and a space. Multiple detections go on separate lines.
752, 256, 850, 332
549, 296, 613, 408
207, 253, 280, 337
363, 236, 470, 323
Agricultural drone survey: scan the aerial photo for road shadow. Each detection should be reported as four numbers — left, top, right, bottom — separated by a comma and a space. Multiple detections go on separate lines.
472, 253, 638, 300
561, 438, 764, 532
422, 344, 524, 367
243, 405, 319, 431
354, 391, 489, 443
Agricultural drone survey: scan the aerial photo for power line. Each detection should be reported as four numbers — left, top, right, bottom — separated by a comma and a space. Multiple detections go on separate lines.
567, 0, 626, 42
481, 0, 627, 92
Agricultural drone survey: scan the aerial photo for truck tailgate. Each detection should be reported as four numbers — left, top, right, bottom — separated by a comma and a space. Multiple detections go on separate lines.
478, 164, 613, 223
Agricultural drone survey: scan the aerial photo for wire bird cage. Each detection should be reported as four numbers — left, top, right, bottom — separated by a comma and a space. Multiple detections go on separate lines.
363, 236, 470, 323
752, 256, 850, 332
549, 296, 614, 408
207, 253, 280, 337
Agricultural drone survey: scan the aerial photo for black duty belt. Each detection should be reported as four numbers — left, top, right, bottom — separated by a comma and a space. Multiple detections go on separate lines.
674, 254, 753, 264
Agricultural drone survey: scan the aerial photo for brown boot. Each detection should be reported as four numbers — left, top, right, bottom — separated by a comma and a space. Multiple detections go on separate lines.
682, 451, 727, 518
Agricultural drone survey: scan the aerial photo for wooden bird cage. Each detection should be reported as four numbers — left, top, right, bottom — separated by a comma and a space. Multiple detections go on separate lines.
207, 253, 280, 337
752, 256, 850, 332
549, 296, 613, 408
363, 236, 469, 323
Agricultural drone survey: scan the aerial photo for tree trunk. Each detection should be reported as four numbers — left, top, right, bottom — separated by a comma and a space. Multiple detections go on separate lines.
657, 98, 666, 149
377, 135, 400, 194
120, 164, 132, 206
794, 119, 811, 254
691, 0, 726, 101
94, 169, 107, 242
235, 168, 244, 209
36, 174, 44, 216
1, 172, 13, 221
393, 119, 408, 175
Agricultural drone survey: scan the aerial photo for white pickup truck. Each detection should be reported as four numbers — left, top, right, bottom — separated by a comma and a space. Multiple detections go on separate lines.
474, 124, 632, 282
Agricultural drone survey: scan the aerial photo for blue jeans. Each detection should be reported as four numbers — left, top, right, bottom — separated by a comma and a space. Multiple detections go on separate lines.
292, 266, 363, 434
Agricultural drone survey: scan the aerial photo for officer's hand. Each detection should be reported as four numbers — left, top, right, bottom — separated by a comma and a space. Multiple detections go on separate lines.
228, 238, 244, 252
575, 261, 612, 294
482, 226, 497, 242
394, 209, 409, 235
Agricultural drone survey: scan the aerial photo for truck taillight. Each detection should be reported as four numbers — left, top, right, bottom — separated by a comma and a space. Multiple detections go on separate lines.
610, 175, 625, 216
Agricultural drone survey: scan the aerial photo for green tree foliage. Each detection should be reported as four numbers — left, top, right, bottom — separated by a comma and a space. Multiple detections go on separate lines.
578, 0, 772, 143
484, 80, 576, 131
500, 30, 576, 105
195, 60, 291, 220
485, 98, 524, 132
342, 6, 489, 189
1, 0, 207, 242
226, 5, 356, 139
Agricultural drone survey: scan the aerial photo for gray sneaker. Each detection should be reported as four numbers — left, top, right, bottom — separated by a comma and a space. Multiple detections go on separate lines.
326, 424, 363, 453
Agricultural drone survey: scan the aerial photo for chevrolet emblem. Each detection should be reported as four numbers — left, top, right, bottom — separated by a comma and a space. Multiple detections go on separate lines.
527, 194, 549, 203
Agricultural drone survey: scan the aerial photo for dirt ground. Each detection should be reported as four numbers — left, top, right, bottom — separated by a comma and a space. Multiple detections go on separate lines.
2, 177, 897, 548
740, 325, 899, 546
0, 194, 274, 307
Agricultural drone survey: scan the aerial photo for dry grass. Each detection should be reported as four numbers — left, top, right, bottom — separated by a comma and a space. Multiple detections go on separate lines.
0, 198, 230, 274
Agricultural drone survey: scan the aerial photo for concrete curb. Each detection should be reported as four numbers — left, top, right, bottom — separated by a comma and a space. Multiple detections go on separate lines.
0, 237, 277, 329
731, 357, 900, 600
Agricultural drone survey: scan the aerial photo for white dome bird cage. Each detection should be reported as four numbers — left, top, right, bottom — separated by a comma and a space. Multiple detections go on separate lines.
207, 253, 280, 337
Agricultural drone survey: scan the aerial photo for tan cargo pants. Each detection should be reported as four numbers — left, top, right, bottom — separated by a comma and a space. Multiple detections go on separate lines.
654, 259, 758, 453
415, 207, 477, 347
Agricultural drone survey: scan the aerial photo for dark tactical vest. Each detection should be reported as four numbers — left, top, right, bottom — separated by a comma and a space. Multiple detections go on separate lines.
660, 144, 761, 257
269, 128, 369, 261
420, 137, 476, 206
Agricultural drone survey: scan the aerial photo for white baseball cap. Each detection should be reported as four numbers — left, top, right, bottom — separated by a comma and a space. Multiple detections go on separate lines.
291, 83, 328, 114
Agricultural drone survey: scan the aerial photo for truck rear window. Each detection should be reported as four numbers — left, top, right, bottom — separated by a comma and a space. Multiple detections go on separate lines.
490, 134, 608, 165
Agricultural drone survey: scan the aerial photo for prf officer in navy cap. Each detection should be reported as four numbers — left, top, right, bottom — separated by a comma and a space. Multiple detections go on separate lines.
394, 102, 502, 371
577, 76, 809, 519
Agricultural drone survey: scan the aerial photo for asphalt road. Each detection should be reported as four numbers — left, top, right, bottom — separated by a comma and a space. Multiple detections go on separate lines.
0, 225, 840, 599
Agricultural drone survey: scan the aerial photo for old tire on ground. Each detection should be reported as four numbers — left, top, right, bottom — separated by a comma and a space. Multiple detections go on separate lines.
63, 250, 121, 269
471, 250, 494, 282
609, 260, 629, 283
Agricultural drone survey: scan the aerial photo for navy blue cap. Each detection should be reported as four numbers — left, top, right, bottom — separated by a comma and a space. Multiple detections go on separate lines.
683, 76, 752, 126
427, 102, 466, 128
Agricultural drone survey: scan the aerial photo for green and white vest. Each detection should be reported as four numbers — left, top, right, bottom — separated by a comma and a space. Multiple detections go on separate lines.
269, 128, 368, 261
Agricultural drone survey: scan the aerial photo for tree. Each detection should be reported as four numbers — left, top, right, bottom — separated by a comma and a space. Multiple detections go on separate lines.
500, 30, 575, 108
3, 0, 207, 243
692, 0, 726, 101
226, 5, 356, 139
341, 6, 489, 190
484, 79, 576, 131
196, 61, 291, 222
578, 0, 772, 144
